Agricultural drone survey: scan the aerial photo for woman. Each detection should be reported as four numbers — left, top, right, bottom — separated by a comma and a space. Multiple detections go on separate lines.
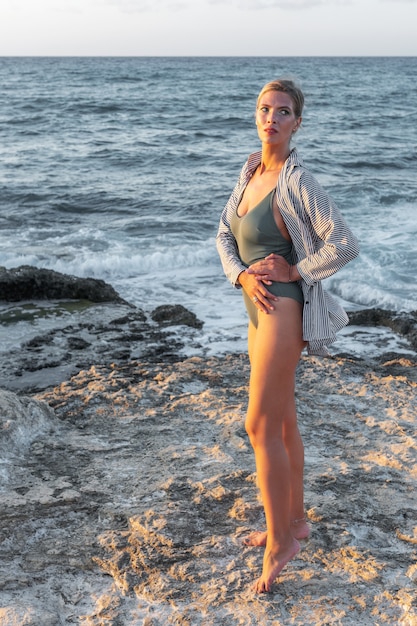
216, 79, 359, 593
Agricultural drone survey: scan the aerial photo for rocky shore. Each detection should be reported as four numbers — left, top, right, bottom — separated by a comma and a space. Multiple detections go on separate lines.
0, 266, 416, 396
0, 266, 204, 394
0, 267, 416, 625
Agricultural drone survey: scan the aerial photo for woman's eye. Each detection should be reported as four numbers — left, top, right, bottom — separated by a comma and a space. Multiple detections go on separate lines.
279, 109, 290, 115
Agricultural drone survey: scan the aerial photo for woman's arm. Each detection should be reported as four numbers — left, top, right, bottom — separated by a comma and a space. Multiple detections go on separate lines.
215, 172, 248, 287
295, 171, 359, 285
247, 253, 302, 284
216, 215, 247, 288
248, 170, 359, 286
216, 165, 279, 313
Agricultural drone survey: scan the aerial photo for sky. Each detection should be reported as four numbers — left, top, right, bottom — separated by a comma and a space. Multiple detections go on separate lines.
1, 0, 416, 56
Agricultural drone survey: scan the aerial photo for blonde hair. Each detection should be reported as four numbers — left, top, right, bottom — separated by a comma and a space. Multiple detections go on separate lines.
256, 79, 304, 118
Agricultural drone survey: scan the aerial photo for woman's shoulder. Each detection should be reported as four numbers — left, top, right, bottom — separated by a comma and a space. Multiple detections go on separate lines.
234, 151, 262, 185
244, 150, 262, 173
287, 158, 322, 195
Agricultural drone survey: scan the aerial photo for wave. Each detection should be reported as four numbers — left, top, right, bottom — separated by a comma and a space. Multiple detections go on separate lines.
1, 56, 416, 360
0, 390, 59, 485
1, 238, 219, 280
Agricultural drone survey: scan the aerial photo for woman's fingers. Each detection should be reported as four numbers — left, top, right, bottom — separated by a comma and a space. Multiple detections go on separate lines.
252, 287, 278, 312
248, 254, 289, 282
240, 270, 278, 312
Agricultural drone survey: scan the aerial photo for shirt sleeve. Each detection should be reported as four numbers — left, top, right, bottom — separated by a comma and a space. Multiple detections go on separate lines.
295, 170, 360, 286
216, 169, 248, 288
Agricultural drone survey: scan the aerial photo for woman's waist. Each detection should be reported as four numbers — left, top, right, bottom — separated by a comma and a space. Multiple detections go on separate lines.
244, 251, 294, 268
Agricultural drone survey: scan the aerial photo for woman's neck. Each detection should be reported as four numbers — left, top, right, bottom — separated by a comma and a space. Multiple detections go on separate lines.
258, 145, 291, 175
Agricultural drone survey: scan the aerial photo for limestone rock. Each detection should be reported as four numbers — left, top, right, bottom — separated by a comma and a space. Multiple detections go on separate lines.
0, 354, 415, 624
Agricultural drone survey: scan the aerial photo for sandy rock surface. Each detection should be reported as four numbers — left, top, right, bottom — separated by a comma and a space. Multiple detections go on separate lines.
0, 352, 416, 625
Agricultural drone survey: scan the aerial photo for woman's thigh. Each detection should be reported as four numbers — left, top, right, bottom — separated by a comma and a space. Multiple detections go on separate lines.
248, 298, 304, 423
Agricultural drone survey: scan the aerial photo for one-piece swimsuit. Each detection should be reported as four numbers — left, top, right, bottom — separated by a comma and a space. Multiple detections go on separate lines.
230, 188, 303, 327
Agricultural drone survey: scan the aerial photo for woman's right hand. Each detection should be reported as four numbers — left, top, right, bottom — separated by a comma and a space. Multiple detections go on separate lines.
247, 253, 300, 283
238, 269, 278, 314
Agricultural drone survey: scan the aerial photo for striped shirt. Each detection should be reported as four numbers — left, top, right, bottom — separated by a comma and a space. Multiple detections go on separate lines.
216, 148, 360, 356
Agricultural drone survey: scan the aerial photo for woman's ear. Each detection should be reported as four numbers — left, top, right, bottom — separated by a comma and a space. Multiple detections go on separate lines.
292, 117, 302, 134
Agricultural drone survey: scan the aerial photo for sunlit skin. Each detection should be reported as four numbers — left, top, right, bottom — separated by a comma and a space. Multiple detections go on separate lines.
237, 90, 310, 593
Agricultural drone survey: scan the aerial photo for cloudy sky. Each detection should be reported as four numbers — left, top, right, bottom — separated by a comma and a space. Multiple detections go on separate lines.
1, 0, 416, 56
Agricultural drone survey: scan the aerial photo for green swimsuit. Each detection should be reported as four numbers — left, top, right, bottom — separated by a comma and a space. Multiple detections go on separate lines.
230, 188, 303, 327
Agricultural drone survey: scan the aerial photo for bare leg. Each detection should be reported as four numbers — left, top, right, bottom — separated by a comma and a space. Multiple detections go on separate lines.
247, 318, 257, 365
243, 518, 310, 547
244, 305, 308, 552
245, 298, 305, 592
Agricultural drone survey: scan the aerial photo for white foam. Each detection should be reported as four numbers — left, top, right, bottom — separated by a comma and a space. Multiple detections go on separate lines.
0, 390, 59, 485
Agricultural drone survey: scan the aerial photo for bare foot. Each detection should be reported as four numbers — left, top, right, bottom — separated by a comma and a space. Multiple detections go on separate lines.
253, 537, 300, 594
291, 518, 310, 541
243, 520, 310, 547
243, 530, 267, 547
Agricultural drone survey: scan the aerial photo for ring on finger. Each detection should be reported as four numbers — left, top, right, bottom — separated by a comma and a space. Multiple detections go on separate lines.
253, 296, 259, 303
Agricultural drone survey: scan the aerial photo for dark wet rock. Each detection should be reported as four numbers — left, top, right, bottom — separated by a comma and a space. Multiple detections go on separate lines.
26, 335, 55, 348
67, 337, 91, 350
0, 301, 204, 394
348, 308, 417, 351
0, 265, 130, 304
151, 304, 204, 329
110, 311, 147, 325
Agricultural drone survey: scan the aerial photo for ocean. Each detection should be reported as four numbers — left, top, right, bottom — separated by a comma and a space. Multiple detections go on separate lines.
0, 56, 416, 359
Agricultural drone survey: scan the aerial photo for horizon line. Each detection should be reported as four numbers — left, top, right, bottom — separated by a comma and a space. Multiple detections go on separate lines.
1, 54, 416, 58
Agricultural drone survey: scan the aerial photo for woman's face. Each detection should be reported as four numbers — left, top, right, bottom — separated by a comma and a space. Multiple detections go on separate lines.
256, 90, 301, 147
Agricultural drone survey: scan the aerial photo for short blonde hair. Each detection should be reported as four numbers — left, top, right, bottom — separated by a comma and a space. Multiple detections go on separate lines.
256, 79, 304, 118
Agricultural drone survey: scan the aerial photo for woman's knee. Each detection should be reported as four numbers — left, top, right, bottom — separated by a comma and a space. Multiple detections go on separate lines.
245, 411, 282, 448
244, 410, 255, 440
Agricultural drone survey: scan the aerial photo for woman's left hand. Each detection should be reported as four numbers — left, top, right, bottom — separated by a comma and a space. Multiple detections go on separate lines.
247, 253, 293, 283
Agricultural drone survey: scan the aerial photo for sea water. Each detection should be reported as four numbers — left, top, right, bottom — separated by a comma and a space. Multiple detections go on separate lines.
0, 56, 416, 358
